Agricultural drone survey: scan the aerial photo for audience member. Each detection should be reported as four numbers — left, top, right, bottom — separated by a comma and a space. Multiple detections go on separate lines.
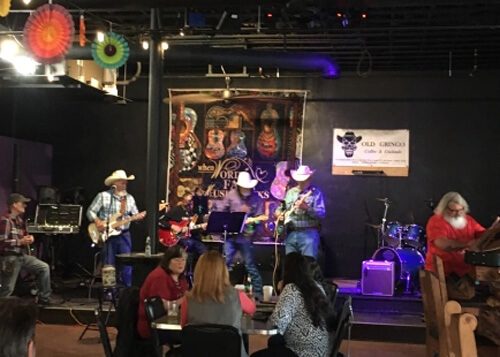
252, 252, 334, 357
0, 297, 38, 357
137, 245, 188, 345
180, 250, 256, 357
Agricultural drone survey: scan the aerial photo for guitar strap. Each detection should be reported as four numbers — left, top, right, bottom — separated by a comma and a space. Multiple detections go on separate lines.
120, 197, 127, 215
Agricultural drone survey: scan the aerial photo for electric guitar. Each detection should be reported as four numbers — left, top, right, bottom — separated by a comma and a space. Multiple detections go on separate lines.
159, 215, 205, 247
275, 188, 314, 237
88, 203, 167, 244
244, 214, 269, 225
88, 211, 146, 244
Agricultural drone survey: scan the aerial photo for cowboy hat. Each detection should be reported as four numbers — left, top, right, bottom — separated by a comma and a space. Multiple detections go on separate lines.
236, 171, 258, 189
291, 165, 315, 182
104, 170, 135, 186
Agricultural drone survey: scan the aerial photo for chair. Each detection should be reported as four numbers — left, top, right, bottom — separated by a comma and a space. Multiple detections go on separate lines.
95, 308, 113, 357
144, 296, 167, 357
181, 324, 242, 357
419, 267, 478, 357
330, 296, 354, 357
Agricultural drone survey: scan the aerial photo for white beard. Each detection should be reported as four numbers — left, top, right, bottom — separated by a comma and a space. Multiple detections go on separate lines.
115, 190, 127, 197
444, 215, 467, 229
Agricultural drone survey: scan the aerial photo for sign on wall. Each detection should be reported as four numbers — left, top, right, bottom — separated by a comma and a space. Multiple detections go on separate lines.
332, 129, 409, 176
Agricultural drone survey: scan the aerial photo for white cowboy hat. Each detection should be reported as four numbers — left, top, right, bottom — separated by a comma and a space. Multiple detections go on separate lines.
236, 171, 258, 189
291, 165, 315, 182
104, 170, 135, 186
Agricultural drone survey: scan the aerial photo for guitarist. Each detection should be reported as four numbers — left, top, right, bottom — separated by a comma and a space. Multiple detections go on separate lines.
213, 171, 264, 300
159, 189, 207, 265
86, 170, 145, 286
0, 194, 53, 306
276, 165, 325, 259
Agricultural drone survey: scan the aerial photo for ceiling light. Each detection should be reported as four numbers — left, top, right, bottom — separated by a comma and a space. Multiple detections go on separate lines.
96, 31, 105, 42
142, 40, 149, 50
13, 56, 39, 76
22, 0, 31, 4
0, 39, 19, 60
161, 41, 169, 50
179, 29, 185, 36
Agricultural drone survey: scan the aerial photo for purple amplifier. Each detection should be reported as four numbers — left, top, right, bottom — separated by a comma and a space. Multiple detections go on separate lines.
361, 260, 395, 297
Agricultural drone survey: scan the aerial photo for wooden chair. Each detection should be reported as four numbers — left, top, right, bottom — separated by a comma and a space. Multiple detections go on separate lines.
420, 264, 479, 357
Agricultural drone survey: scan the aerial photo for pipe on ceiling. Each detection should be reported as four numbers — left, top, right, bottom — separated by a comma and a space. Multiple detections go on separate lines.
67, 45, 340, 78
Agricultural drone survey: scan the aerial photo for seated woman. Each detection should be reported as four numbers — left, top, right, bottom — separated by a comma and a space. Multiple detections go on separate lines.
304, 256, 339, 309
180, 250, 256, 357
252, 252, 335, 357
137, 245, 188, 344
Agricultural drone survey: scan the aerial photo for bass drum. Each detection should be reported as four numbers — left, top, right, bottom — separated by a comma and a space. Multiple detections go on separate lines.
372, 247, 424, 284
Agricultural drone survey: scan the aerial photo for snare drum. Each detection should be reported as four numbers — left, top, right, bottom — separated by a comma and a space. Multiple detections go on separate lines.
372, 247, 424, 283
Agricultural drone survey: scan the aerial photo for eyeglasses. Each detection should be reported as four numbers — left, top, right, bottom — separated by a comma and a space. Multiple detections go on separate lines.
172, 257, 187, 262
446, 207, 464, 214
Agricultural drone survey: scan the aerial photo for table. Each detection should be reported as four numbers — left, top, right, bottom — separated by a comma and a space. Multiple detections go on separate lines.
115, 252, 163, 286
152, 314, 278, 335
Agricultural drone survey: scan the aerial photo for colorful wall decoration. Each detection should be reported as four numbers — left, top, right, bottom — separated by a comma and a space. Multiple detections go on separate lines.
166, 89, 307, 240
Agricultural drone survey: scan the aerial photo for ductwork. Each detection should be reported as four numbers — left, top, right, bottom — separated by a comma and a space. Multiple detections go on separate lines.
67, 45, 340, 78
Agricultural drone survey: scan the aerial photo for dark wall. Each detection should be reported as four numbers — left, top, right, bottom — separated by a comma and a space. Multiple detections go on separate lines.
1, 72, 500, 277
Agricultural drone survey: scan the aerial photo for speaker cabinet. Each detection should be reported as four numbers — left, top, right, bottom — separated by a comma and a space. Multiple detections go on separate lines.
361, 260, 395, 296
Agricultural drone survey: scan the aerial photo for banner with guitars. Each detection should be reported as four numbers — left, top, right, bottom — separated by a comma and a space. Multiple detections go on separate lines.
166, 89, 308, 241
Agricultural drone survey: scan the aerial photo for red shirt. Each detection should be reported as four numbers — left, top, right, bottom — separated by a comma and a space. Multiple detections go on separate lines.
424, 214, 484, 276
137, 266, 188, 339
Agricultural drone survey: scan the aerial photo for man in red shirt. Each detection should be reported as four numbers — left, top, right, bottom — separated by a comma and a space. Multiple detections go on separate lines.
425, 191, 499, 277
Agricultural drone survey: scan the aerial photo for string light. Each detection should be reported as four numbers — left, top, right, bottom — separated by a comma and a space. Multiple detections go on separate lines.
96, 31, 105, 42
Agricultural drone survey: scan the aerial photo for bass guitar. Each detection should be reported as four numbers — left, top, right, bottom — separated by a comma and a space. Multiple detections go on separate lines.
159, 215, 205, 247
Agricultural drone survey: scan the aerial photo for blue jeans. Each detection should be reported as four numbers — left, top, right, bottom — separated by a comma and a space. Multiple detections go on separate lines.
178, 237, 207, 256
102, 231, 132, 286
0, 254, 51, 302
225, 237, 263, 297
286, 229, 320, 259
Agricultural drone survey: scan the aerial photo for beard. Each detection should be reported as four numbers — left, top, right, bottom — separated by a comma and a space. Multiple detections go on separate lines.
115, 190, 127, 197
444, 215, 467, 229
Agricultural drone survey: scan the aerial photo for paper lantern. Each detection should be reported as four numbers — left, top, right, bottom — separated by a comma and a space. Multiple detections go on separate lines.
91, 32, 130, 69
0, 0, 11, 17
23, 4, 75, 65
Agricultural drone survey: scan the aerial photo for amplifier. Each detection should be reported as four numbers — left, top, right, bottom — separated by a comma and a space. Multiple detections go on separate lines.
361, 260, 395, 297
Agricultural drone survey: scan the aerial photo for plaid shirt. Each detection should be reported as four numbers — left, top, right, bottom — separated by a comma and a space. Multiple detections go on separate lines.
280, 185, 325, 229
0, 213, 26, 255
86, 191, 139, 230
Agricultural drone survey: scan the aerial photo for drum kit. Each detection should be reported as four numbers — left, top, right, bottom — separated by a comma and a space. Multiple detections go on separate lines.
367, 198, 426, 294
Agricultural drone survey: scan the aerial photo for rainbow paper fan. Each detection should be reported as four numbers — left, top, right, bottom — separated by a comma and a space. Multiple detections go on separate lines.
91, 32, 130, 69
23, 4, 75, 65
0, 0, 11, 17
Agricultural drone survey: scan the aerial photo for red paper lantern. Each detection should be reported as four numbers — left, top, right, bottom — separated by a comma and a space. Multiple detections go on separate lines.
23, 4, 75, 65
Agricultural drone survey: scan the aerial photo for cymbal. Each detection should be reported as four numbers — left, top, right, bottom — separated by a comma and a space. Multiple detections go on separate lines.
376, 198, 392, 204
365, 223, 381, 229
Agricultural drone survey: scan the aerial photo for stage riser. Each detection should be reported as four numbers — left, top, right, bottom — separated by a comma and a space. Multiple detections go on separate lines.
338, 293, 423, 315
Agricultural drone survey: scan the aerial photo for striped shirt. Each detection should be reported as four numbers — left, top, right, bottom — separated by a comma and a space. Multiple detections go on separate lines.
0, 213, 26, 255
86, 191, 139, 230
280, 185, 325, 229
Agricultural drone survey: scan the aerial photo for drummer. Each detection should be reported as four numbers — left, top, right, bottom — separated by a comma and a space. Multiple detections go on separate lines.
424, 191, 499, 299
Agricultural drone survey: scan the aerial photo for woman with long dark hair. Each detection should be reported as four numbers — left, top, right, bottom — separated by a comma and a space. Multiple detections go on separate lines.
252, 252, 334, 357
137, 245, 188, 342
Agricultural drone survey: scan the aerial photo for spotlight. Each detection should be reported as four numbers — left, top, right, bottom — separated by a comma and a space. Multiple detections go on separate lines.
179, 29, 185, 36
13, 56, 39, 76
22, 0, 31, 4
96, 31, 105, 42
142, 40, 149, 50
337, 12, 342, 18
361, 13, 367, 19
161, 41, 169, 50
0, 39, 19, 60
267, 13, 273, 18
